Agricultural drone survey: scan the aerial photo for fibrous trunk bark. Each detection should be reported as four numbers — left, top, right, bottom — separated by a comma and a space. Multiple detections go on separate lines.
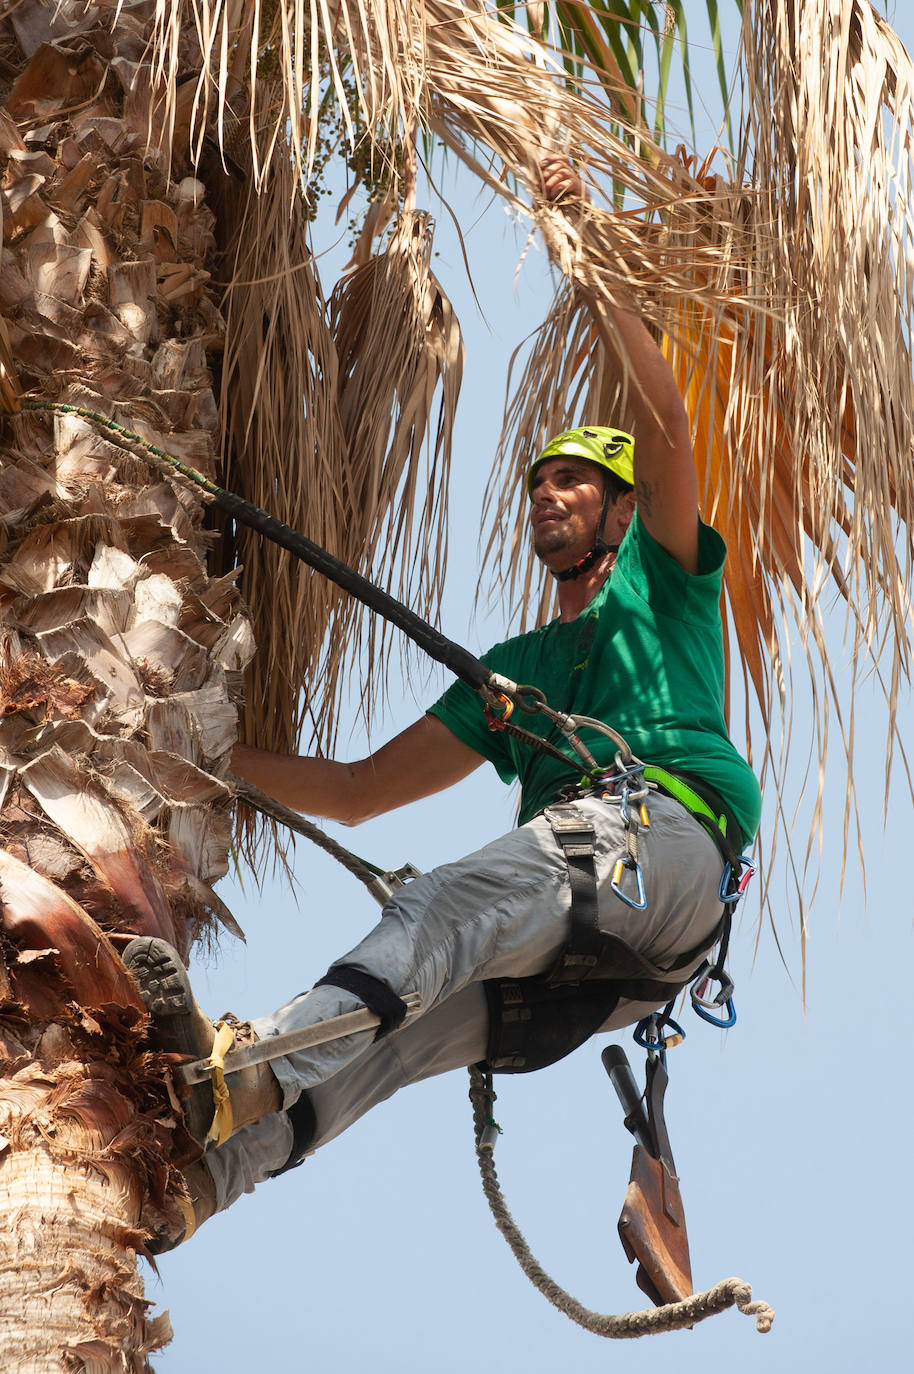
0, 1, 249, 1366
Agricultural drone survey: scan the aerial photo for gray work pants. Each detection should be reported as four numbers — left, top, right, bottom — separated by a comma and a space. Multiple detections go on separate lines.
205, 793, 727, 1211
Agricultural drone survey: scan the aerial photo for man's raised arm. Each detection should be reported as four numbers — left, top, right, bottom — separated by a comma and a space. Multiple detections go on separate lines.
231, 714, 485, 827
541, 155, 700, 573
601, 303, 699, 574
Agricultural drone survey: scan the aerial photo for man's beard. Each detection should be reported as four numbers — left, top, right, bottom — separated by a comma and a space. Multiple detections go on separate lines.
533, 517, 582, 561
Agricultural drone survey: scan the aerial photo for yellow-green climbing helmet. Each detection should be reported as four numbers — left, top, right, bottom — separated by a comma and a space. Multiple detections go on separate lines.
527, 426, 635, 498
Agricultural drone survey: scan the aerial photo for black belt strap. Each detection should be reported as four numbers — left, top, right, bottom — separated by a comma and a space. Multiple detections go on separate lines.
543, 804, 604, 986
271, 1091, 318, 1176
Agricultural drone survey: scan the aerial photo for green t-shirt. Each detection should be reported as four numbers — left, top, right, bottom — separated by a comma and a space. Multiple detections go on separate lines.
428, 510, 761, 843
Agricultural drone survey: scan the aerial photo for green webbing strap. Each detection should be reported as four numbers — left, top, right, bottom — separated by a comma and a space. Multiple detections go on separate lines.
642, 766, 743, 859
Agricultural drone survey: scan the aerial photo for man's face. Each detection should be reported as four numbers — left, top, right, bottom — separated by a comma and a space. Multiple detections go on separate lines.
529, 455, 607, 567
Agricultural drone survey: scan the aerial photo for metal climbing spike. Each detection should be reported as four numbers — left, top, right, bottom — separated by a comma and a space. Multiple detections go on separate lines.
176, 993, 422, 1086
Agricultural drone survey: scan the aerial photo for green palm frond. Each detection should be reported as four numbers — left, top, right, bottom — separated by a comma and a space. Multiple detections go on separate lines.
499, 2, 737, 153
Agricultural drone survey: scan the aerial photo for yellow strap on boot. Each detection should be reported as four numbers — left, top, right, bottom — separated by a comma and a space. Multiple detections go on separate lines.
176, 1196, 198, 1245
204, 1020, 237, 1147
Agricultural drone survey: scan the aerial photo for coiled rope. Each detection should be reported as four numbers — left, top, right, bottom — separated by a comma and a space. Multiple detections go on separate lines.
468, 1067, 774, 1338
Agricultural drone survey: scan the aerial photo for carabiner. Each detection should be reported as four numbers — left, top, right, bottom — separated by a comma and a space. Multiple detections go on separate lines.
483, 694, 514, 729
619, 785, 633, 828
634, 1014, 685, 1052
618, 780, 648, 826
692, 997, 737, 1029
719, 855, 756, 904
612, 855, 646, 909
690, 967, 735, 1010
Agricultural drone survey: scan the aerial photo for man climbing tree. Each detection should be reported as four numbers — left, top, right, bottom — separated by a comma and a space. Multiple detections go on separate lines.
123, 160, 762, 1247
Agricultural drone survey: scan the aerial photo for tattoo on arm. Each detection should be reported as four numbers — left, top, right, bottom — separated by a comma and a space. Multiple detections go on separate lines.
635, 478, 654, 516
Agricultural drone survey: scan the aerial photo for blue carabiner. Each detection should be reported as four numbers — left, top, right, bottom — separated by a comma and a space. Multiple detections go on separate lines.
692, 997, 737, 1029
633, 1014, 686, 1052
612, 855, 646, 909
719, 855, 756, 904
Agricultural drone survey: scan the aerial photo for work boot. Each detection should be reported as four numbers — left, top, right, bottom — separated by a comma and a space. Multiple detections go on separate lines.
123, 937, 281, 1149
148, 1158, 218, 1255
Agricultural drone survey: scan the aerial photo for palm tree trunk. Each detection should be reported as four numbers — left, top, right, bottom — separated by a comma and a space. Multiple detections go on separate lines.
0, 0, 247, 1362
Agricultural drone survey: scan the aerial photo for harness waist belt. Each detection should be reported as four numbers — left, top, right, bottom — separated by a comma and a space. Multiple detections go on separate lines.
642, 766, 744, 857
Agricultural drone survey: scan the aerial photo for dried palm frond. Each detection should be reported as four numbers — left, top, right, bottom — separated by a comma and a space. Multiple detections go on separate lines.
217, 105, 348, 778
415, 1, 756, 319
327, 207, 463, 718
150, 0, 423, 192
218, 118, 461, 836
737, 0, 914, 642
723, 0, 914, 884
150, 0, 749, 311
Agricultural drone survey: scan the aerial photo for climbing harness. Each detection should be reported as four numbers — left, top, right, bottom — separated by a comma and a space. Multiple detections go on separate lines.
482, 746, 755, 1077
13, 399, 768, 1328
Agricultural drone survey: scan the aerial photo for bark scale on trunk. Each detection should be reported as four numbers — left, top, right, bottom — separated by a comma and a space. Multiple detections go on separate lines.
0, 1, 251, 1365
0, 1072, 172, 1371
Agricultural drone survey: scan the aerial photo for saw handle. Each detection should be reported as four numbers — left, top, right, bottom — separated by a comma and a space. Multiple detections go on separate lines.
602, 1045, 653, 1154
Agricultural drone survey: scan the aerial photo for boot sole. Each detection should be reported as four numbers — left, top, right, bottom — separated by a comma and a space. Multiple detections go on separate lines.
123, 937, 217, 1146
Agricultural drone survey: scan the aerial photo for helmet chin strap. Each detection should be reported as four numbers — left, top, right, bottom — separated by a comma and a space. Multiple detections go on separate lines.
551, 539, 619, 582
551, 479, 619, 582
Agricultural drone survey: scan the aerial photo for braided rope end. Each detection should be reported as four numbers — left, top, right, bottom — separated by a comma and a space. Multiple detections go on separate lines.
729, 1278, 775, 1332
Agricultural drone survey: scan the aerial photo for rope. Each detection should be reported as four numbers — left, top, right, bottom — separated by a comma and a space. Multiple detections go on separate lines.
467, 1067, 774, 1339
488, 713, 585, 770
18, 399, 492, 693
229, 778, 386, 889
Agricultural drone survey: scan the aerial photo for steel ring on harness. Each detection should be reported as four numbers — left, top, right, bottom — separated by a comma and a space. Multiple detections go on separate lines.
564, 716, 637, 768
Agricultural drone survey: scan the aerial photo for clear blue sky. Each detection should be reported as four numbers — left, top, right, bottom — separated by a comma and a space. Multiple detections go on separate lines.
154, 9, 913, 1371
